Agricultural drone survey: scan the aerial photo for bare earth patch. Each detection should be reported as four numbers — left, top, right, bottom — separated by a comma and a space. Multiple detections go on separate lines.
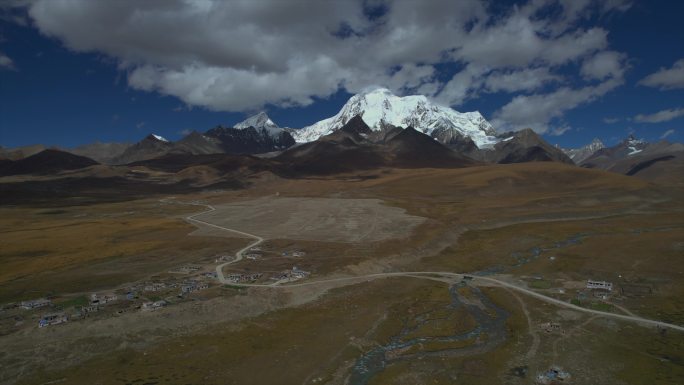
193, 197, 426, 242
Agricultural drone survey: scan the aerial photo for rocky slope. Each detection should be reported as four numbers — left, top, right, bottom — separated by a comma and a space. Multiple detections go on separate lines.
473, 129, 574, 164
276, 115, 475, 175
581, 136, 684, 184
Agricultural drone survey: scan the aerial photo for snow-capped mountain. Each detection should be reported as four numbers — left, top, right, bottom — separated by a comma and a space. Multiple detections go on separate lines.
584, 135, 647, 162
200, 112, 295, 154
292, 88, 498, 148
580, 135, 684, 182
151, 134, 169, 142
624, 135, 647, 156
562, 138, 605, 163
234, 112, 282, 135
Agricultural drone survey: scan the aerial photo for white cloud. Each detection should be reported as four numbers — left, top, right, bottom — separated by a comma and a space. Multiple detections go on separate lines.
634, 107, 684, 123
0, 51, 15, 70
603, 117, 620, 124
483, 67, 562, 93
492, 77, 624, 133
660, 129, 675, 139
549, 125, 572, 136
639, 59, 684, 90
11, 0, 631, 121
435, 12, 612, 105
581, 51, 627, 80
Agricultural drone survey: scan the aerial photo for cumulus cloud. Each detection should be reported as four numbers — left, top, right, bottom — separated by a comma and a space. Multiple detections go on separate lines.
492, 77, 624, 133
9, 0, 631, 129
660, 129, 675, 139
581, 51, 627, 80
634, 107, 684, 123
603, 117, 620, 124
639, 59, 684, 90
488, 47, 629, 134
0, 51, 15, 70
483, 67, 562, 93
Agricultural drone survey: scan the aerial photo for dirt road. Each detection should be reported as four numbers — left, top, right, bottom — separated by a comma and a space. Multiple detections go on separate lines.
173, 198, 684, 333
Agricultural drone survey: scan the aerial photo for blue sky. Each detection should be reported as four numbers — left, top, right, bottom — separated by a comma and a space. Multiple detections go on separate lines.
0, 0, 683, 149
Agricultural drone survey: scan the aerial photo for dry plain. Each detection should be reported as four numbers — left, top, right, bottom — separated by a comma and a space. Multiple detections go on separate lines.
0, 163, 683, 385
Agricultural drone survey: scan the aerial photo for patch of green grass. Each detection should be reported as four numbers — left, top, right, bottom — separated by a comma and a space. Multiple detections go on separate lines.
55, 295, 88, 309
222, 284, 246, 290
529, 279, 552, 289
588, 302, 614, 312
570, 298, 613, 312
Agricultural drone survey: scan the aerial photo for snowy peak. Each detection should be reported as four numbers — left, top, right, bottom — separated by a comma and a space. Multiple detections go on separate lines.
586, 138, 605, 152
234, 112, 279, 131
146, 134, 169, 142
562, 138, 605, 163
292, 87, 498, 148
623, 135, 647, 156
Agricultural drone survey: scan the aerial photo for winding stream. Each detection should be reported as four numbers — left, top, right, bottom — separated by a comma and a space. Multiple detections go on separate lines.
348, 285, 509, 385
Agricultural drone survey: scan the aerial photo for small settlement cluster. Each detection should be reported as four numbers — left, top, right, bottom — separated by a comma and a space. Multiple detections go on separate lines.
2, 246, 311, 330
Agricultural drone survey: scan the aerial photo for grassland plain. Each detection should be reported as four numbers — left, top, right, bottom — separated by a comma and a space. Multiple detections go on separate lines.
0, 198, 250, 303
1, 163, 683, 384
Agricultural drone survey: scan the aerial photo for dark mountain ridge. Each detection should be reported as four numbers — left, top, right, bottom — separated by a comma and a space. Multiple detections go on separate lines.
0, 149, 99, 176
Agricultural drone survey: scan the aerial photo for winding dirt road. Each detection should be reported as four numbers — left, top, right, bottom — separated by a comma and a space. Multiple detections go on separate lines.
170, 198, 684, 333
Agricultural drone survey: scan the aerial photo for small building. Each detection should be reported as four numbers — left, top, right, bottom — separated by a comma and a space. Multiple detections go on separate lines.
226, 273, 262, 283
39, 313, 67, 328
180, 280, 210, 295
292, 250, 306, 258
291, 266, 310, 279
539, 322, 562, 333
141, 300, 167, 311
536, 366, 571, 384
587, 280, 613, 291
21, 298, 51, 310
143, 283, 166, 292
90, 293, 117, 306
245, 253, 261, 260
80, 305, 99, 315
179, 265, 200, 273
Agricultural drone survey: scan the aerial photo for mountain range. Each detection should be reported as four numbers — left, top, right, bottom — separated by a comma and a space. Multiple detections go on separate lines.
562, 138, 605, 164
578, 135, 684, 184
1, 88, 682, 187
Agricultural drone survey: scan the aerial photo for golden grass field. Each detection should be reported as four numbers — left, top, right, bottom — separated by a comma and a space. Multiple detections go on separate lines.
1, 162, 683, 384
0, 199, 249, 303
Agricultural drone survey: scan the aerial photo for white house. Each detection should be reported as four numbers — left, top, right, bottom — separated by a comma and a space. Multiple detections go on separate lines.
587, 280, 613, 291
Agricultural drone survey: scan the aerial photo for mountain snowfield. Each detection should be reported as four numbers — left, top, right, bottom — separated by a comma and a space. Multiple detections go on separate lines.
292, 88, 499, 148
625, 136, 647, 156
151, 134, 168, 142
233, 111, 283, 135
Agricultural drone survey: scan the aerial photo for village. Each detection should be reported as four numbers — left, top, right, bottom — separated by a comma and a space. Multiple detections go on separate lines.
0, 261, 649, 337
0, 245, 312, 332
